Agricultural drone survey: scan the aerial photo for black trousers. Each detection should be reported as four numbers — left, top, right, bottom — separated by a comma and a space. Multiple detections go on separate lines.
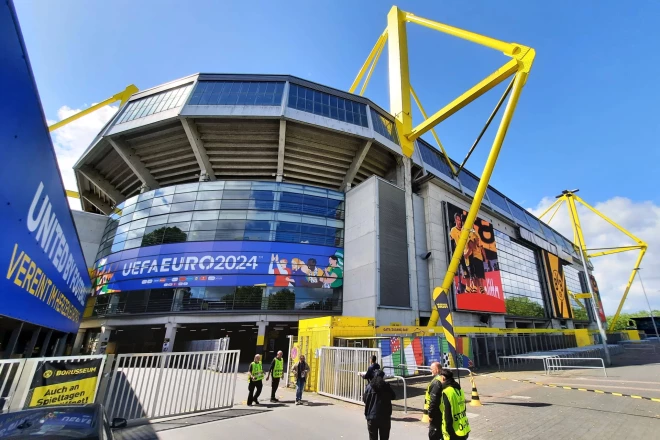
247, 380, 262, 405
428, 426, 442, 440
367, 419, 391, 440
271, 377, 280, 400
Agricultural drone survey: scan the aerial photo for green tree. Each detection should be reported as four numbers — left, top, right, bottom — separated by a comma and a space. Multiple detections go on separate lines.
505, 296, 546, 318
606, 310, 660, 331
571, 303, 589, 321
267, 289, 295, 310
141, 226, 187, 246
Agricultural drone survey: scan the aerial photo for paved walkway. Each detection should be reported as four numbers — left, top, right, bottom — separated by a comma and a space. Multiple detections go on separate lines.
116, 356, 660, 440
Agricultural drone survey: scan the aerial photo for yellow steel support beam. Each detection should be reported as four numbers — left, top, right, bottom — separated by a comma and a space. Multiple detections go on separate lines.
538, 197, 564, 221
410, 85, 457, 175
66, 190, 80, 199
351, 7, 536, 327
349, 30, 388, 95
574, 194, 646, 247
407, 59, 518, 142
360, 35, 386, 96
429, 70, 529, 326
48, 84, 138, 132
588, 245, 643, 258
609, 249, 646, 331
386, 6, 414, 158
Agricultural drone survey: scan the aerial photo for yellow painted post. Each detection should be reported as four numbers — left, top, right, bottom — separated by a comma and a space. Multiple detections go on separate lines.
574, 329, 591, 347
625, 330, 640, 341
386, 6, 414, 158
428, 71, 528, 326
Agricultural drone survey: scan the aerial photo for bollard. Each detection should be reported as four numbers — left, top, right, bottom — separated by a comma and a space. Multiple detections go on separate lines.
469, 375, 483, 407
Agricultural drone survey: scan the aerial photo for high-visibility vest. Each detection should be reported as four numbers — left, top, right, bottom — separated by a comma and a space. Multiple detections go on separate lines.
273, 358, 283, 379
440, 386, 471, 439
423, 375, 442, 414
249, 362, 264, 382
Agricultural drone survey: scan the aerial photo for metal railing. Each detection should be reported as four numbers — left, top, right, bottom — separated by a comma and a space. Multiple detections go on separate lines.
546, 357, 607, 377
318, 347, 380, 405
0, 360, 26, 413
103, 350, 240, 420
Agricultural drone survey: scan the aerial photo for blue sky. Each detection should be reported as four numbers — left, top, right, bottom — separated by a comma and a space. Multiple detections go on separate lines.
15, 0, 660, 206
13, 1, 660, 312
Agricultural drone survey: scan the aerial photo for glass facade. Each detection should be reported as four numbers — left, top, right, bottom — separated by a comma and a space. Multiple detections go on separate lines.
495, 231, 546, 318
116, 84, 193, 124
564, 265, 589, 320
287, 84, 368, 127
187, 81, 285, 106
370, 108, 399, 144
97, 181, 345, 261
418, 142, 454, 178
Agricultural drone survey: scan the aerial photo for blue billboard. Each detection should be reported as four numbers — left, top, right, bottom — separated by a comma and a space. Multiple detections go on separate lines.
0, 1, 91, 333
92, 241, 344, 294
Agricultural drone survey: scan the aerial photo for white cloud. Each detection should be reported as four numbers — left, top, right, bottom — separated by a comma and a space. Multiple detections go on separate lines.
48, 104, 118, 210
529, 197, 660, 316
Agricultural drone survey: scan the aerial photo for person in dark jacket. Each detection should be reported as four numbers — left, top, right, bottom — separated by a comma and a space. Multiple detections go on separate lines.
363, 371, 396, 440
428, 366, 470, 440
364, 355, 381, 382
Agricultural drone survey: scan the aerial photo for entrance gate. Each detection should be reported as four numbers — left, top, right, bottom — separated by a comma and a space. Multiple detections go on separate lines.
317, 347, 380, 405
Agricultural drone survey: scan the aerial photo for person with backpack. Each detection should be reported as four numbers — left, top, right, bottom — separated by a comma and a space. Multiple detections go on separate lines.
363, 370, 396, 440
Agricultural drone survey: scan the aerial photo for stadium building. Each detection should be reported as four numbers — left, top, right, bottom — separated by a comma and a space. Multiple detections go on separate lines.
71, 74, 605, 361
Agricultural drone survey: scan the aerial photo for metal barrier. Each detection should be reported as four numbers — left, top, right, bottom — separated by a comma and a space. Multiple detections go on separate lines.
318, 347, 380, 405
0, 360, 26, 413
546, 357, 607, 377
103, 350, 240, 420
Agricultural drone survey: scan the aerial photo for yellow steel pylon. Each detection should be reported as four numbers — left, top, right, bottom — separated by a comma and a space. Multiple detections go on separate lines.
350, 6, 535, 327
539, 190, 648, 333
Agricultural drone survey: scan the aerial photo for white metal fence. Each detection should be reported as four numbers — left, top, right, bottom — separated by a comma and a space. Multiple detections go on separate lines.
318, 347, 380, 405
546, 357, 607, 376
103, 350, 240, 420
0, 360, 26, 413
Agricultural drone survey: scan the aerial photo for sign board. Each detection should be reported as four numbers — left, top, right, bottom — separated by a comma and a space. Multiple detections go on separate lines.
92, 241, 344, 293
26, 358, 103, 408
0, 0, 91, 333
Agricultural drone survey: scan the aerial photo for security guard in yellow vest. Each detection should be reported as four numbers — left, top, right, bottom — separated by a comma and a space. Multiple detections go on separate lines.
266, 350, 284, 402
427, 363, 470, 440
247, 354, 264, 406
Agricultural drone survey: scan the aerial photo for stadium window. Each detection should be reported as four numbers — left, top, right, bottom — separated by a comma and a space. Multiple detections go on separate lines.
288, 84, 368, 127
188, 81, 284, 106
116, 84, 193, 124
370, 108, 400, 145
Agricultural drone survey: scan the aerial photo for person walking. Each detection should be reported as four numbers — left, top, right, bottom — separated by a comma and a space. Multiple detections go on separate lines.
363, 370, 396, 440
363, 355, 381, 382
291, 354, 310, 405
427, 364, 470, 440
265, 350, 284, 402
247, 354, 264, 406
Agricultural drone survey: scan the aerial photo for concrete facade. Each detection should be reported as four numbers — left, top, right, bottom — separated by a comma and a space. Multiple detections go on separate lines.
71, 210, 107, 268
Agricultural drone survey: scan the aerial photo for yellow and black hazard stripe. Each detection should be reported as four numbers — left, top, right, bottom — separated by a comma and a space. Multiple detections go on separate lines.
488, 376, 660, 403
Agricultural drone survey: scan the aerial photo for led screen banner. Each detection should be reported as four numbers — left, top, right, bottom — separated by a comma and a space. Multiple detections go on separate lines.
0, 1, 90, 333
446, 203, 505, 313
541, 250, 573, 319
92, 241, 344, 293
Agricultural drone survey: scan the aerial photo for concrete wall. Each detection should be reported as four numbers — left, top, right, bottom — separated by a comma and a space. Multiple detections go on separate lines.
72, 210, 107, 268
413, 194, 431, 315
343, 177, 378, 318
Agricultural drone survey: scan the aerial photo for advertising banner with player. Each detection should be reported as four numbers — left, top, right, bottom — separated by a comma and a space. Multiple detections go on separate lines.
446, 203, 505, 313
541, 250, 573, 319
590, 275, 607, 323
92, 241, 343, 294
25, 358, 103, 408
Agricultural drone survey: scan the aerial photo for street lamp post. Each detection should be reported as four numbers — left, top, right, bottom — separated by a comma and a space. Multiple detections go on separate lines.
635, 269, 660, 340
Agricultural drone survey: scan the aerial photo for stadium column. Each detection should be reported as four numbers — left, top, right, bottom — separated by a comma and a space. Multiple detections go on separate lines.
24, 328, 40, 358
93, 325, 114, 355
256, 320, 268, 355
72, 329, 86, 355
400, 156, 419, 319
163, 322, 179, 353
